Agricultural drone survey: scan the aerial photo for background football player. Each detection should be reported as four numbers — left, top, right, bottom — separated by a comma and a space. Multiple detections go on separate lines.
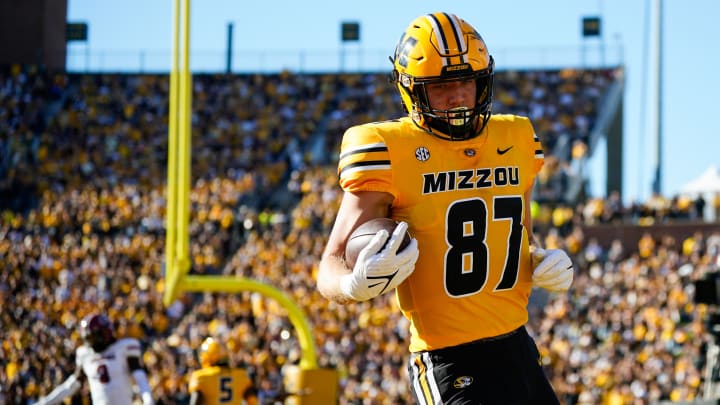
36, 313, 155, 405
188, 336, 258, 405
317, 11, 573, 404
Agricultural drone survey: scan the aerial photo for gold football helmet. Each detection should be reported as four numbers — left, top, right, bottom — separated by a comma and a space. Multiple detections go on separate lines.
391, 12, 494, 140
199, 337, 228, 367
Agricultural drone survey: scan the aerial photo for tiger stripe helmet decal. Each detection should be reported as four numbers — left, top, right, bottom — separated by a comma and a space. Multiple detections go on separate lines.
391, 12, 494, 141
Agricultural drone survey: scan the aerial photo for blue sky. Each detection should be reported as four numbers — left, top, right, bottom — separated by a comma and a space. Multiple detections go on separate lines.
66, 0, 720, 203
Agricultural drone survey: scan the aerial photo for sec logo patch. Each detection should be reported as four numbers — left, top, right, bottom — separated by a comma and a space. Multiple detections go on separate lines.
415, 147, 430, 162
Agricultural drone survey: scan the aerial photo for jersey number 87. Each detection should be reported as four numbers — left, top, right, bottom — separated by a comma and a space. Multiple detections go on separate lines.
445, 196, 523, 296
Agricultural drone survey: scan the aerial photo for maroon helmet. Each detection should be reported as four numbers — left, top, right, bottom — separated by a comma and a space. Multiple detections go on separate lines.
80, 314, 115, 352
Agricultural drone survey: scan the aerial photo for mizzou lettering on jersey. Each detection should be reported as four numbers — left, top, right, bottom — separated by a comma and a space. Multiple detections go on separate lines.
422, 166, 520, 194
338, 114, 544, 352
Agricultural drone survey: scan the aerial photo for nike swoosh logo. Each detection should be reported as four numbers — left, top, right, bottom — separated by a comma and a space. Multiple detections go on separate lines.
367, 270, 400, 294
497, 146, 513, 155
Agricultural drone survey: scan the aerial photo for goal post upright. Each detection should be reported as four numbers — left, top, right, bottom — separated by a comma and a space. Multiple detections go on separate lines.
161, 4, 337, 400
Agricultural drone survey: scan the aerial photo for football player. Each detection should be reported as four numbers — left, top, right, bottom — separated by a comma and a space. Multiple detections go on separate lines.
188, 337, 258, 405
317, 11, 573, 404
36, 313, 155, 405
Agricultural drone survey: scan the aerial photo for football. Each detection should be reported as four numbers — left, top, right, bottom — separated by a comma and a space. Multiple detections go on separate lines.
344, 218, 411, 269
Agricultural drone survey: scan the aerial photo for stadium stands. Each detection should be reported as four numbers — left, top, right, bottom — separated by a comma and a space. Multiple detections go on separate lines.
2, 63, 720, 404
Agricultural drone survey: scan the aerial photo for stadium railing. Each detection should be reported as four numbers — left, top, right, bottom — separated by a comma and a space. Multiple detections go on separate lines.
66, 44, 624, 73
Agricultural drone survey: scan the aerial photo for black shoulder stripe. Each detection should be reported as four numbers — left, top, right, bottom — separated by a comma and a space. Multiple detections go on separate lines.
339, 160, 391, 176
339, 145, 388, 160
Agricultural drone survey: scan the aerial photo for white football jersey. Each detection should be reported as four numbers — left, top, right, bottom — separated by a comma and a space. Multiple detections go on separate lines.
76, 338, 143, 405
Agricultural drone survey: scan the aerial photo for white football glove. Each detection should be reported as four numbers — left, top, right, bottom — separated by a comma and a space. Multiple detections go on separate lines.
531, 248, 574, 292
340, 221, 419, 301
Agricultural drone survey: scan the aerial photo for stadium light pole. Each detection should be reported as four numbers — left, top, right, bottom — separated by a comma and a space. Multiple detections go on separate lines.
226, 22, 233, 73
652, 0, 663, 195
599, 0, 605, 65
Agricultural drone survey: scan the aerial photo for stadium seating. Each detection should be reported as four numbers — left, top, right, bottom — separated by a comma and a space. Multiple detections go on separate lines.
2, 64, 720, 404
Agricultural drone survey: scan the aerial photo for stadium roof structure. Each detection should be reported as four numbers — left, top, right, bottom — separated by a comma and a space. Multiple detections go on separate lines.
682, 164, 720, 195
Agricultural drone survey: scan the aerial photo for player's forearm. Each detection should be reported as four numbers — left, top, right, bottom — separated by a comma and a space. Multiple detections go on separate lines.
132, 369, 155, 405
37, 373, 81, 405
189, 390, 203, 405
317, 254, 354, 304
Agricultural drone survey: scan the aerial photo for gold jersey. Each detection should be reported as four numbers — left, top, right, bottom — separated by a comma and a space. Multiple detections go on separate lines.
338, 115, 544, 352
188, 366, 254, 404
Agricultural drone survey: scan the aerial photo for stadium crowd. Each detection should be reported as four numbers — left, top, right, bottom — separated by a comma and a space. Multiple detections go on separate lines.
2, 64, 720, 404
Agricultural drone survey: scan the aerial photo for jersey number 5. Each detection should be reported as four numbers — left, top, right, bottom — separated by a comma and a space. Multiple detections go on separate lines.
445, 196, 523, 297
219, 376, 233, 402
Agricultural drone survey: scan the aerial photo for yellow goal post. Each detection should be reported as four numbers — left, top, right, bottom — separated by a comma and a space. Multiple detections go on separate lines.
162, 0, 321, 372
